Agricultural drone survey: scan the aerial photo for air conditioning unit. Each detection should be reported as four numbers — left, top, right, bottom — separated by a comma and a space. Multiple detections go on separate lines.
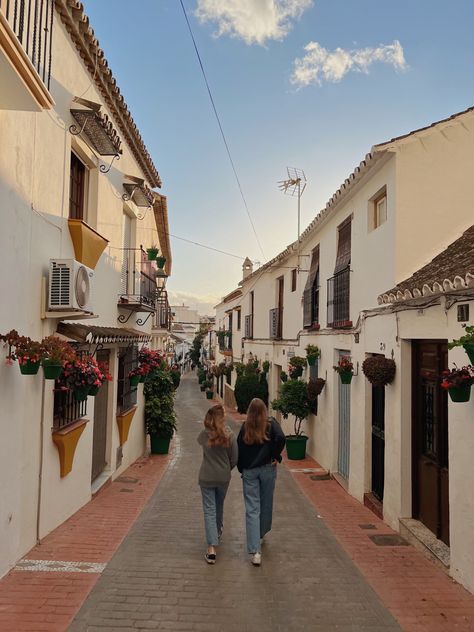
48, 259, 94, 312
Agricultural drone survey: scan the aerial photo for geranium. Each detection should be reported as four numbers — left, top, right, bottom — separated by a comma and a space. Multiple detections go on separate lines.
440, 366, 474, 389
97, 361, 112, 385
41, 335, 75, 365
333, 356, 354, 375
61, 356, 101, 389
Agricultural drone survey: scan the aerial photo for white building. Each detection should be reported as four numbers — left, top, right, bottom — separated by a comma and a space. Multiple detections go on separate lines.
215, 107, 474, 592
0, 1, 171, 578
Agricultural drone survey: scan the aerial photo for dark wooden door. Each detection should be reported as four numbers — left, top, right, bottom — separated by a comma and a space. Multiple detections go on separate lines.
371, 384, 385, 502
277, 277, 284, 338
412, 341, 449, 545
92, 350, 109, 482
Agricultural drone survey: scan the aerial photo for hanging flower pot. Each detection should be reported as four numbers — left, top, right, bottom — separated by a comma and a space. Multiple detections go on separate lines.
334, 356, 354, 385
305, 344, 321, 367
129, 374, 141, 387
448, 384, 471, 403
139, 374, 147, 383
19, 359, 41, 375
146, 247, 159, 261
463, 344, 474, 365
340, 372, 353, 384
74, 385, 90, 402
42, 360, 63, 380
88, 385, 100, 396
156, 256, 166, 269
362, 356, 396, 387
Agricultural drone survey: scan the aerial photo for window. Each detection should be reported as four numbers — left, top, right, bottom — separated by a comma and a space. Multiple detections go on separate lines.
69, 152, 87, 220
303, 247, 320, 328
117, 345, 138, 414
327, 218, 352, 328
291, 269, 297, 292
236, 309, 241, 330
368, 188, 387, 231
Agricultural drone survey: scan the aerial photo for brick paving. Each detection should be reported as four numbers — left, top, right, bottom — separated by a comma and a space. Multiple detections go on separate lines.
68, 374, 401, 632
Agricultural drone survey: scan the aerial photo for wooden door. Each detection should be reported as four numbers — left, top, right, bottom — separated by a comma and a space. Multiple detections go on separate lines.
277, 277, 284, 338
92, 350, 110, 482
337, 350, 351, 479
412, 341, 449, 545
371, 384, 385, 502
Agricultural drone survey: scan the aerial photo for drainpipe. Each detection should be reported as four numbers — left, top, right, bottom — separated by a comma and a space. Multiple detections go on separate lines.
36, 377, 46, 545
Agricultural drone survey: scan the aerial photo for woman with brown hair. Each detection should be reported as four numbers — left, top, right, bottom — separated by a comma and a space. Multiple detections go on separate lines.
197, 404, 238, 564
237, 398, 286, 566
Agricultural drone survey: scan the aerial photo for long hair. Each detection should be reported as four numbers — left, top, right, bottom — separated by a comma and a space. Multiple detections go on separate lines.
243, 398, 269, 445
204, 404, 230, 447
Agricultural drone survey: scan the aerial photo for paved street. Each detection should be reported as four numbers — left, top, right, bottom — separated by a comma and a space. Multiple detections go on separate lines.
69, 374, 400, 632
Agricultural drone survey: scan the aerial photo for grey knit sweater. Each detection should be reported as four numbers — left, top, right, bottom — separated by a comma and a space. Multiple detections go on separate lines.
197, 428, 238, 487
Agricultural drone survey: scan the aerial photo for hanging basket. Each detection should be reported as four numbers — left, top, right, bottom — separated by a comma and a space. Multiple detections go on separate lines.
42, 360, 63, 380
463, 344, 474, 365
448, 385, 471, 403
362, 356, 396, 386
340, 372, 353, 384
88, 385, 100, 396
129, 374, 141, 387
146, 248, 159, 261
74, 385, 90, 402
19, 360, 41, 375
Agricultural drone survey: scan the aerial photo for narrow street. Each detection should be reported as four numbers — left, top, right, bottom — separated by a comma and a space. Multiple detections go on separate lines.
69, 374, 400, 632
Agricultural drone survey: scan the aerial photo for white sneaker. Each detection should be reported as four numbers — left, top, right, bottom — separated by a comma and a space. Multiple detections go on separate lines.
251, 552, 261, 566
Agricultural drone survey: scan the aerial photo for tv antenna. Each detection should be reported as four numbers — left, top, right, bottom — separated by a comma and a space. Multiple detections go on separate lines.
278, 167, 307, 270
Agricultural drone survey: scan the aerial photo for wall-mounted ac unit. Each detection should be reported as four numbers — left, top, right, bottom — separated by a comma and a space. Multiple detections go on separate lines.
49, 259, 94, 313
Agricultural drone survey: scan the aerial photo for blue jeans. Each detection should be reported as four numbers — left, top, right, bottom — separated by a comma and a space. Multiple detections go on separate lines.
242, 464, 277, 554
200, 484, 229, 547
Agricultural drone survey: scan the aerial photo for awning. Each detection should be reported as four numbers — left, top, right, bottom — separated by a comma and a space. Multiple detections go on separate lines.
57, 322, 151, 344
70, 98, 122, 156
123, 175, 154, 207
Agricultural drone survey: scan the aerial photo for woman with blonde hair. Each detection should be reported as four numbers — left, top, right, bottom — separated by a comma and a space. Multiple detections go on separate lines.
197, 403, 238, 564
237, 398, 286, 566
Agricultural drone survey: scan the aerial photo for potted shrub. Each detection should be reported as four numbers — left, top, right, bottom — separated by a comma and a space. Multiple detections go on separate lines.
41, 335, 75, 380
197, 367, 206, 384
448, 325, 474, 365
305, 344, 321, 366
205, 386, 214, 400
362, 356, 396, 387
334, 356, 354, 384
272, 379, 312, 460
145, 368, 177, 454
146, 245, 159, 261
234, 359, 268, 413
288, 356, 307, 379
440, 366, 474, 402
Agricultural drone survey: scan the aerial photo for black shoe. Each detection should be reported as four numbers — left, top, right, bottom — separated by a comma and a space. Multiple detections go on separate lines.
205, 552, 216, 564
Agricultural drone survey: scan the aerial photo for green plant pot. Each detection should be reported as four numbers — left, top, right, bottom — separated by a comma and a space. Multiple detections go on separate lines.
129, 374, 141, 387
139, 374, 147, 383
150, 433, 171, 455
340, 372, 353, 384
88, 385, 100, 396
147, 248, 158, 261
463, 344, 474, 365
307, 356, 317, 366
448, 385, 471, 403
156, 256, 166, 269
74, 385, 90, 402
206, 390, 213, 400
42, 360, 63, 380
286, 435, 308, 460
19, 360, 41, 375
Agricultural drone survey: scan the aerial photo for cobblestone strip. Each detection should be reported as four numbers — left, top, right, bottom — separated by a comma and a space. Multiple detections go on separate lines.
69, 374, 401, 632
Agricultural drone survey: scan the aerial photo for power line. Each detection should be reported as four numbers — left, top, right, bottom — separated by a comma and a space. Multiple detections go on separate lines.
167, 232, 257, 262
178, 0, 266, 262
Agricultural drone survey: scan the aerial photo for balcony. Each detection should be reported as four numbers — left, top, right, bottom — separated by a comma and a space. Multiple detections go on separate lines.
118, 248, 157, 320
327, 267, 352, 328
269, 307, 283, 340
153, 291, 172, 331
217, 330, 232, 355
0, 0, 55, 110
244, 314, 253, 339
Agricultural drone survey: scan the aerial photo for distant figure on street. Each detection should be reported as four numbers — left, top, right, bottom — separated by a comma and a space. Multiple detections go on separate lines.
197, 404, 238, 564
237, 398, 286, 566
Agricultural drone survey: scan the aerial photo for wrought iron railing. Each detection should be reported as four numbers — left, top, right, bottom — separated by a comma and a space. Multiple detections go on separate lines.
244, 314, 253, 339
117, 345, 138, 414
53, 387, 87, 430
0, 0, 54, 90
303, 286, 320, 328
269, 307, 283, 340
327, 267, 351, 328
154, 302, 171, 330
119, 248, 157, 310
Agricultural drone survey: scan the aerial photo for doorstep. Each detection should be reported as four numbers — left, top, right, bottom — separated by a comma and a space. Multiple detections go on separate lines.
399, 517, 450, 573
91, 470, 111, 497
364, 492, 383, 520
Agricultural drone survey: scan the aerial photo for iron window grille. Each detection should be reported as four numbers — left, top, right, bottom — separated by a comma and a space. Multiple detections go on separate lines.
53, 349, 86, 430
119, 248, 157, 311
0, 0, 54, 90
244, 314, 253, 339
117, 345, 138, 414
327, 267, 351, 328
269, 307, 283, 340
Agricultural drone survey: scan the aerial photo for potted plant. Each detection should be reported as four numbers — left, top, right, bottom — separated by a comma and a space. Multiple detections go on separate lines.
128, 366, 143, 387
146, 245, 159, 261
280, 370, 288, 382
156, 256, 166, 269
448, 325, 474, 365
205, 385, 214, 400
362, 356, 396, 387
197, 367, 206, 384
334, 356, 354, 384
61, 356, 100, 401
89, 361, 112, 396
1, 330, 42, 375
272, 379, 312, 460
288, 356, 307, 379
41, 335, 75, 380
144, 369, 177, 454
440, 365, 474, 402
307, 378, 326, 414
262, 360, 270, 374
305, 344, 321, 366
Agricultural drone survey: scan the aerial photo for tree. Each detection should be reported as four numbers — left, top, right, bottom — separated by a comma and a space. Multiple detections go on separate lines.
271, 379, 312, 436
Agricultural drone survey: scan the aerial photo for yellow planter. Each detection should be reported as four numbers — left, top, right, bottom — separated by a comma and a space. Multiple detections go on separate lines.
116, 406, 137, 446
68, 219, 109, 270
52, 419, 88, 478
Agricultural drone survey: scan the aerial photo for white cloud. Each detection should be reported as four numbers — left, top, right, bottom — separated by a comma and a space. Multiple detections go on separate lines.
291, 40, 407, 87
168, 290, 222, 316
195, 0, 313, 46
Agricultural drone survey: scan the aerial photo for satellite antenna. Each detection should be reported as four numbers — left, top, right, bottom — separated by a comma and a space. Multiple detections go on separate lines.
278, 167, 307, 269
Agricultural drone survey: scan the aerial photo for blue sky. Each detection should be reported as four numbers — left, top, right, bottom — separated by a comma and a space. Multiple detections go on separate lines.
84, 0, 474, 314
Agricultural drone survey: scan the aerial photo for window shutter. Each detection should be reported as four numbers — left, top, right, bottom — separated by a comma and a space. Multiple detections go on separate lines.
334, 218, 351, 273
303, 247, 319, 328
303, 289, 312, 327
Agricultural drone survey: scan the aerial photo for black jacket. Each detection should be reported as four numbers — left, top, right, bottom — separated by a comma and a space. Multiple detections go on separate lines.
237, 418, 286, 473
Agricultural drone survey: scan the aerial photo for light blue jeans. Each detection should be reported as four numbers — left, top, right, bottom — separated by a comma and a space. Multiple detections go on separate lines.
200, 484, 229, 547
242, 464, 277, 554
